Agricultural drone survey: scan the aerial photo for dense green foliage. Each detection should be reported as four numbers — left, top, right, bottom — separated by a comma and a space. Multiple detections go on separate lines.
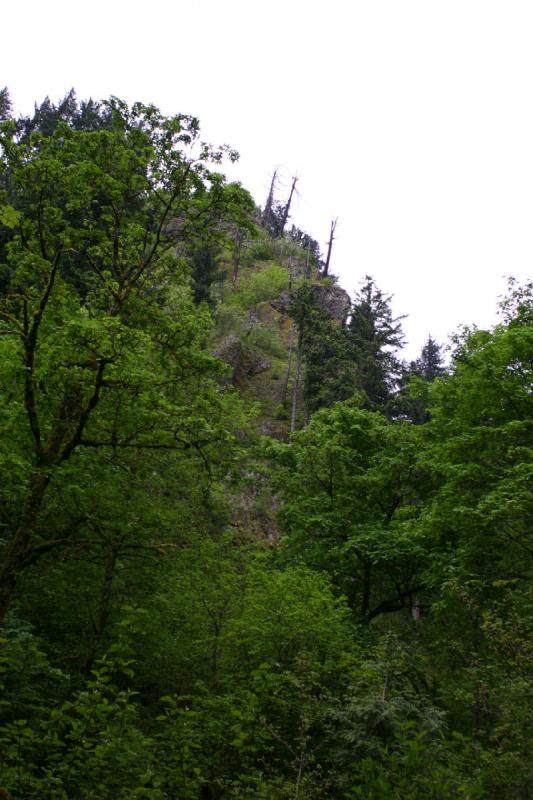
0, 92, 531, 798
347, 276, 405, 410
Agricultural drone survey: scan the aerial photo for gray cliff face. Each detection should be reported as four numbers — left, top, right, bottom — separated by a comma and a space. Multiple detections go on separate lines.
215, 335, 271, 388
272, 283, 351, 325
310, 284, 351, 324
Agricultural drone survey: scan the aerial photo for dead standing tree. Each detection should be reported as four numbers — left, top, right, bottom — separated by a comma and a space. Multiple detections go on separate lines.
279, 176, 298, 236
304, 239, 312, 279
280, 328, 295, 408
262, 169, 278, 230
290, 345, 302, 433
323, 217, 338, 277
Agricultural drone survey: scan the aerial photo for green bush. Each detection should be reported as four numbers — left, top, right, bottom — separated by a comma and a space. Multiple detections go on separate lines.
227, 265, 288, 308
250, 241, 275, 260
247, 323, 286, 357
214, 304, 247, 336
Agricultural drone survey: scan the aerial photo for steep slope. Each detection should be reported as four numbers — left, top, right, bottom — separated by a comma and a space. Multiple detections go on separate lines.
210, 233, 350, 440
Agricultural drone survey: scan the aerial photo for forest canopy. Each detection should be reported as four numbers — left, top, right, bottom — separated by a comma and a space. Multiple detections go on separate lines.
0, 90, 531, 799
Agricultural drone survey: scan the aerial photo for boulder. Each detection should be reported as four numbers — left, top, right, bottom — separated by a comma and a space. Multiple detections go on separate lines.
272, 283, 351, 325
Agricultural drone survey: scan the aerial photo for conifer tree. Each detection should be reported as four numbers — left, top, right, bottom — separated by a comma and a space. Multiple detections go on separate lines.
288, 286, 357, 421
189, 244, 222, 306
393, 335, 445, 423
347, 276, 405, 411
18, 90, 111, 140
416, 335, 445, 381
0, 87, 11, 120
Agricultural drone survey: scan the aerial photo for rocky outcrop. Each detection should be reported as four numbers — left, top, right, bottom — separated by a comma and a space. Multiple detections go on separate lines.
311, 284, 351, 323
215, 335, 271, 388
272, 283, 351, 325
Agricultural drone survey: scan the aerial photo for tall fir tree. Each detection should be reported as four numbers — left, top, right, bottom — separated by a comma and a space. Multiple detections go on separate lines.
17, 90, 111, 140
393, 335, 446, 423
189, 244, 223, 306
0, 86, 12, 120
287, 286, 357, 420
347, 276, 405, 412
416, 335, 445, 381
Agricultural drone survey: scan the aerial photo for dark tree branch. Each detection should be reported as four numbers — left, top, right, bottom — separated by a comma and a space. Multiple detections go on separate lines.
59, 360, 107, 464
24, 247, 63, 459
367, 585, 424, 621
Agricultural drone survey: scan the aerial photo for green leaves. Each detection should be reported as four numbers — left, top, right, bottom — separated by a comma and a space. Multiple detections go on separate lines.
2, 92, 532, 797
0, 97, 255, 625
273, 405, 429, 620
0, 204, 20, 229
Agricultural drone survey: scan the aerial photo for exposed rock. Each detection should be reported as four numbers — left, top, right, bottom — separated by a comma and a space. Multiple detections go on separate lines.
215, 335, 271, 388
272, 283, 351, 325
311, 284, 351, 323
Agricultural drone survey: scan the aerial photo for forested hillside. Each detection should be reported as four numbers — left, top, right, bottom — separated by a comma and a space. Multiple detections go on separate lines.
0, 91, 531, 799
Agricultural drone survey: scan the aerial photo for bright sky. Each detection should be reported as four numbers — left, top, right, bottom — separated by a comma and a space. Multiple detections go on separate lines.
3, 0, 533, 357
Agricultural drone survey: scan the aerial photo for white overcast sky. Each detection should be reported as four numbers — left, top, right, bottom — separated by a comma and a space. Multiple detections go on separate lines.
3, 0, 533, 357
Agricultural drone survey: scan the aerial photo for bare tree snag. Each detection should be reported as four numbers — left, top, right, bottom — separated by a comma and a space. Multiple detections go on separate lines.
290, 346, 302, 432
279, 176, 298, 236
280, 329, 295, 407
323, 218, 337, 277
304, 239, 312, 279
262, 169, 277, 229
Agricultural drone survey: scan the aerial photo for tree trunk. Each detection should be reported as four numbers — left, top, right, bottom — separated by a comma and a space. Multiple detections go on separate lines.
323, 218, 337, 277
304, 240, 311, 279
0, 471, 50, 624
361, 561, 372, 618
280, 177, 298, 236
83, 545, 119, 675
290, 347, 302, 432
231, 230, 244, 285
262, 169, 277, 228
280, 334, 294, 406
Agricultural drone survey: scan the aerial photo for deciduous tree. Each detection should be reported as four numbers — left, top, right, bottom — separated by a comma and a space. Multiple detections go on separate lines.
0, 99, 251, 621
